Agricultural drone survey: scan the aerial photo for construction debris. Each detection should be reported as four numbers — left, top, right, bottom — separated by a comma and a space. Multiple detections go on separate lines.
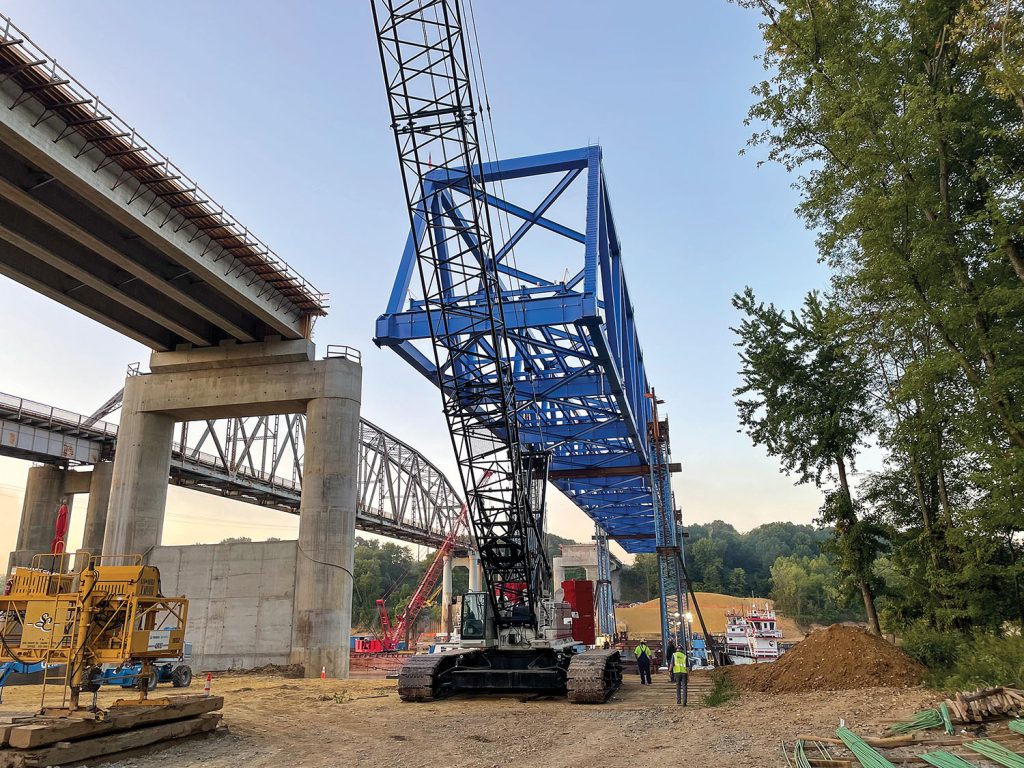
940, 687, 1024, 723
726, 625, 924, 693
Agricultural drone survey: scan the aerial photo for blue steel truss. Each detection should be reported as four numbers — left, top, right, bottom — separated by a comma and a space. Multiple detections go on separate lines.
376, 146, 663, 554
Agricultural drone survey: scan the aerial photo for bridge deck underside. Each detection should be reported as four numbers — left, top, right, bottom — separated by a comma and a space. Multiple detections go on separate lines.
0, 18, 325, 349
374, 147, 660, 553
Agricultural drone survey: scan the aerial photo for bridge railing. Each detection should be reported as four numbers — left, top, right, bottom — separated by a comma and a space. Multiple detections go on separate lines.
0, 391, 118, 438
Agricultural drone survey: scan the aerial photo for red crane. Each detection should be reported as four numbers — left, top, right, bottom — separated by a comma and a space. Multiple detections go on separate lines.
364, 501, 470, 653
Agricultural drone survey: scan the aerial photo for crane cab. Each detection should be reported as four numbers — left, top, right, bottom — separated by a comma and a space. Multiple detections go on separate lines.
459, 592, 496, 648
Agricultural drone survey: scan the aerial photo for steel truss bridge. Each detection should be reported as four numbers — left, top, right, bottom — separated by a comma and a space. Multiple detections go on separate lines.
375, 146, 679, 555
0, 390, 463, 548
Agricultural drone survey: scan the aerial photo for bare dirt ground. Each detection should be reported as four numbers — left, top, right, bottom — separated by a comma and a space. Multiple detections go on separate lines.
0, 671, 934, 767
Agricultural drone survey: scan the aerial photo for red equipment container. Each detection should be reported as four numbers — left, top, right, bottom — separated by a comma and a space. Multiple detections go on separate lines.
561, 579, 596, 645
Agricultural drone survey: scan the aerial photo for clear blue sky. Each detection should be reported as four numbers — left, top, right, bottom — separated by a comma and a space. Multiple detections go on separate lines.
0, 1, 831, 563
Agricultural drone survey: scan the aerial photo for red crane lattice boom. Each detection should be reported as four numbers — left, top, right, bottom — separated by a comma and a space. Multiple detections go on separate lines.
374, 501, 470, 651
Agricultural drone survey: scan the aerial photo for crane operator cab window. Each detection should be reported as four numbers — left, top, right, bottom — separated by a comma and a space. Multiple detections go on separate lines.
461, 592, 492, 641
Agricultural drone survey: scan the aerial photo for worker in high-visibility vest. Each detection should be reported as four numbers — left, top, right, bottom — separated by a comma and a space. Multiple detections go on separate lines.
671, 647, 688, 705
633, 639, 653, 685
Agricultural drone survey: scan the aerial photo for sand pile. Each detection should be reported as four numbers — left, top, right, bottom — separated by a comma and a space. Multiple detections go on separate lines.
616, 594, 804, 639
726, 624, 924, 693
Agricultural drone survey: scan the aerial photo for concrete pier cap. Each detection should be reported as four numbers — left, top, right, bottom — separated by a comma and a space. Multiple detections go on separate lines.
101, 339, 362, 678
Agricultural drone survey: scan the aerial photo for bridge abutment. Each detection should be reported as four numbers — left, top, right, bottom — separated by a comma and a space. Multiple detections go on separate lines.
100, 341, 362, 679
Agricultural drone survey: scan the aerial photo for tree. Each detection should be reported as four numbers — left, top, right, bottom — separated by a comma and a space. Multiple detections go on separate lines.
727, 567, 748, 596
733, 289, 885, 633
732, 0, 1024, 635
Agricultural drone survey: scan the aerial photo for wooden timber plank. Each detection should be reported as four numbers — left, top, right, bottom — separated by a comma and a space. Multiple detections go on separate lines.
8, 696, 223, 749
16, 712, 221, 767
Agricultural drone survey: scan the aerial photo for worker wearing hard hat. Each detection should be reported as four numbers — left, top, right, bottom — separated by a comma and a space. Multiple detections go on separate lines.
672, 646, 688, 705
634, 639, 653, 685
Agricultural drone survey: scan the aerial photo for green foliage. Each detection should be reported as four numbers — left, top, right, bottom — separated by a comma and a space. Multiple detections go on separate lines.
770, 554, 858, 626
901, 624, 967, 670
702, 672, 739, 707
618, 521, 830, 601
903, 629, 1024, 691
938, 634, 1024, 691
732, 0, 1024, 636
732, 288, 885, 632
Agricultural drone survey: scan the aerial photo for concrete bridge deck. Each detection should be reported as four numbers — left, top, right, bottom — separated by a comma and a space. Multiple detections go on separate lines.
0, 15, 326, 350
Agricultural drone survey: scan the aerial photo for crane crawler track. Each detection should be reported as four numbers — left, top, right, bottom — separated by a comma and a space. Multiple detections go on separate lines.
566, 649, 623, 704
397, 650, 470, 702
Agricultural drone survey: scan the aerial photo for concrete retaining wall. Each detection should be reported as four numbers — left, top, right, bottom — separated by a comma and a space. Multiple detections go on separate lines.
150, 540, 297, 672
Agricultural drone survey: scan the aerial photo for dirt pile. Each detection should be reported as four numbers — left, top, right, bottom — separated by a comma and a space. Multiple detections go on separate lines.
726, 624, 924, 693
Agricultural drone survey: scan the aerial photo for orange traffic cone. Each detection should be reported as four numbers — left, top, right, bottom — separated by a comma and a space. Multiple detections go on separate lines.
203, 672, 212, 697
320, 666, 326, 680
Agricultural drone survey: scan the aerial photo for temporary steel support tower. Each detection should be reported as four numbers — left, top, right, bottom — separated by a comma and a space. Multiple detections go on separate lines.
593, 525, 615, 639
648, 394, 688, 656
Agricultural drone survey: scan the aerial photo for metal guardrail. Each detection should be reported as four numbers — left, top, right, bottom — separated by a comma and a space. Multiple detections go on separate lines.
325, 345, 362, 364
0, 13, 328, 316
0, 391, 118, 438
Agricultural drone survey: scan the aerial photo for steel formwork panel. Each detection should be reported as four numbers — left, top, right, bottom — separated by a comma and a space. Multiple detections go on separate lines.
374, 146, 661, 553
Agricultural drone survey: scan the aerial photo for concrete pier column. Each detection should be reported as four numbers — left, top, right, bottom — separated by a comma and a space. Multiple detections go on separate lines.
82, 462, 113, 555
552, 556, 566, 590
10, 465, 71, 568
102, 380, 174, 557
440, 555, 453, 634
290, 393, 359, 679
584, 567, 597, 583
610, 568, 621, 601
468, 550, 481, 592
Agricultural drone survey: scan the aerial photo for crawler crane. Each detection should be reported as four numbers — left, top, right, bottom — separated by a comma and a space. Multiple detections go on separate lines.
370, 0, 621, 703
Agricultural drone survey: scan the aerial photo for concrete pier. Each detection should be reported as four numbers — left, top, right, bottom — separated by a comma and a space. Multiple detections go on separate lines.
468, 550, 482, 592
103, 385, 175, 556
9, 465, 71, 568
99, 340, 361, 678
440, 555, 453, 634
290, 395, 359, 679
82, 462, 113, 554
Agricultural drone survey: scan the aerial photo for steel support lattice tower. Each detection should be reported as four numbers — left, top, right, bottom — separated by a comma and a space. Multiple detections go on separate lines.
649, 396, 688, 656
371, 0, 548, 626
593, 525, 616, 639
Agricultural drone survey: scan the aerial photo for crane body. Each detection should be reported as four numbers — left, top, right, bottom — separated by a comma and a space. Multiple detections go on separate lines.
370, 0, 620, 702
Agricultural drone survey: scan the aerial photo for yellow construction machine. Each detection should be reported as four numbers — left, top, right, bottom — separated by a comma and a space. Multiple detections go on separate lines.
0, 552, 188, 714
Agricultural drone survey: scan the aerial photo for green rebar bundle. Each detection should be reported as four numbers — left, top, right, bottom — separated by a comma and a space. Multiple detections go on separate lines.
1009, 720, 1024, 736
836, 727, 898, 768
890, 708, 945, 735
966, 739, 1024, 768
919, 750, 978, 768
794, 739, 812, 768
940, 702, 954, 735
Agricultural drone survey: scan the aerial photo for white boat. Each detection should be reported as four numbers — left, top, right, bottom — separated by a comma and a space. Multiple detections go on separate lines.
725, 603, 783, 664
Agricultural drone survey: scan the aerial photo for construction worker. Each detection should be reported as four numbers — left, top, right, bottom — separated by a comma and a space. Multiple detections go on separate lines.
666, 640, 677, 679
634, 639, 653, 685
671, 646, 688, 705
